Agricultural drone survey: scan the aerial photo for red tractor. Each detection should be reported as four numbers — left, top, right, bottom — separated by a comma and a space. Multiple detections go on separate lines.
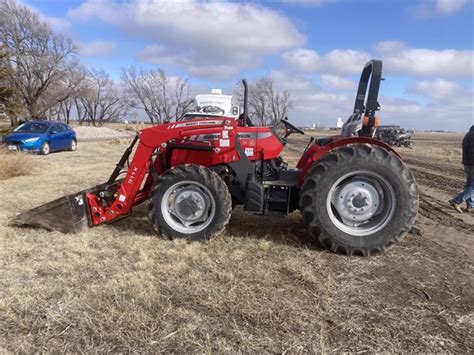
13, 60, 419, 256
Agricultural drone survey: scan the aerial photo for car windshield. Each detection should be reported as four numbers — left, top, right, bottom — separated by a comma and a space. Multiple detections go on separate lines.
14, 122, 49, 134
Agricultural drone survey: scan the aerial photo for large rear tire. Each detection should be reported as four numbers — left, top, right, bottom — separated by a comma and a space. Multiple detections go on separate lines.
299, 144, 418, 256
148, 164, 232, 241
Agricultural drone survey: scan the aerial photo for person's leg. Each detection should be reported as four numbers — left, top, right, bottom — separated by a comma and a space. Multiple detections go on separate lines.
450, 170, 470, 212
466, 174, 474, 209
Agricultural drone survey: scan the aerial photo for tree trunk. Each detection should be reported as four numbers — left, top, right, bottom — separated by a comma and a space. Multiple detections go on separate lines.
10, 115, 18, 127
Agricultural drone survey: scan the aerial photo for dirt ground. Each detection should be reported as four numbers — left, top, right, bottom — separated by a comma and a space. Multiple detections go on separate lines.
0, 132, 472, 352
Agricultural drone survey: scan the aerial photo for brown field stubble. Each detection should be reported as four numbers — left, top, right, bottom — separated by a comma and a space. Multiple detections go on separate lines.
0, 149, 34, 181
0, 132, 473, 352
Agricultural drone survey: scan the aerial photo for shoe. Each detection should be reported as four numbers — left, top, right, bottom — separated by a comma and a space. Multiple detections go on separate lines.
465, 205, 474, 213
449, 199, 463, 213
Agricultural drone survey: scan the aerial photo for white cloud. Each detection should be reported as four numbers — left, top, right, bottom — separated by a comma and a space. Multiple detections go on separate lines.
435, 0, 469, 13
323, 50, 372, 75
283, 42, 473, 79
410, 79, 464, 99
41, 15, 71, 32
77, 40, 116, 57
268, 68, 473, 131
414, 0, 470, 17
377, 41, 474, 78
280, 0, 335, 6
69, 0, 305, 79
269, 70, 353, 125
281, 49, 320, 72
320, 74, 355, 90
282, 48, 370, 75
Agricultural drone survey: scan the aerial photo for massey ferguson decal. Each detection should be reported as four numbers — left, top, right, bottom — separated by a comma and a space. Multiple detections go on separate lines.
236, 132, 273, 139
174, 120, 224, 128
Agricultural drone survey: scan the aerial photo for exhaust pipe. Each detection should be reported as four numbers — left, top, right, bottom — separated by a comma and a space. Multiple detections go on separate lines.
242, 79, 248, 127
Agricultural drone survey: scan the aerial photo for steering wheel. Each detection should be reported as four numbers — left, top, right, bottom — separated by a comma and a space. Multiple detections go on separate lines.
282, 118, 305, 135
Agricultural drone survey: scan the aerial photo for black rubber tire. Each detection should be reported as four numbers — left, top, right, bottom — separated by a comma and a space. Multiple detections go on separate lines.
40, 141, 50, 155
299, 144, 418, 256
148, 164, 232, 241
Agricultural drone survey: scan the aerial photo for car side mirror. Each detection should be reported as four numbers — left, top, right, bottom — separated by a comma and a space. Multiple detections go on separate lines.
50, 130, 57, 135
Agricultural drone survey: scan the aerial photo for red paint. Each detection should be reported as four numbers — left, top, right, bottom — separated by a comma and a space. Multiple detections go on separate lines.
86, 117, 396, 226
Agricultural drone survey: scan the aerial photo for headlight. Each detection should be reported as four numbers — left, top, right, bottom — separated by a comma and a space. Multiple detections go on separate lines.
23, 137, 40, 143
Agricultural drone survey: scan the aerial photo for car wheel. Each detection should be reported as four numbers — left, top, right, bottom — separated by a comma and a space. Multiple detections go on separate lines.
70, 139, 77, 151
40, 141, 50, 155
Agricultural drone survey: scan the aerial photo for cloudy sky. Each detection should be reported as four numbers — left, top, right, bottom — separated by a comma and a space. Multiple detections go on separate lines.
28, 0, 473, 131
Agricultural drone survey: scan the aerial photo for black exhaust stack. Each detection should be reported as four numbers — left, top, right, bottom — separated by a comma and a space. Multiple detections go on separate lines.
242, 79, 248, 127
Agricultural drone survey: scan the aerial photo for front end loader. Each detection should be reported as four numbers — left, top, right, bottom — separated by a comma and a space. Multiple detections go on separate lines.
12, 60, 419, 256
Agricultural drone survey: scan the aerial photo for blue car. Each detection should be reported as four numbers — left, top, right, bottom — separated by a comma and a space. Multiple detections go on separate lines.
4, 121, 77, 155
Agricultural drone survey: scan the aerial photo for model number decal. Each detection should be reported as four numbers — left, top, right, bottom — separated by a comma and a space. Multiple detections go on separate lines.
128, 167, 139, 184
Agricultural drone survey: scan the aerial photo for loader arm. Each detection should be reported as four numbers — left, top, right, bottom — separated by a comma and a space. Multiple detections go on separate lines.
86, 140, 154, 225
85, 120, 243, 227
85, 127, 181, 226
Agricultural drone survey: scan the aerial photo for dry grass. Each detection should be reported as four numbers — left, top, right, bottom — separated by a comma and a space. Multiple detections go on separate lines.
0, 134, 473, 352
0, 150, 34, 181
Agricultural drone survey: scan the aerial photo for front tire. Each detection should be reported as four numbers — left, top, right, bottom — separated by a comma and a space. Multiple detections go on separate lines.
148, 164, 232, 241
299, 144, 418, 256
70, 139, 77, 151
40, 141, 50, 155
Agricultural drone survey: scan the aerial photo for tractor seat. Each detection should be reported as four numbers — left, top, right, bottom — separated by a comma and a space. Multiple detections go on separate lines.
315, 137, 333, 146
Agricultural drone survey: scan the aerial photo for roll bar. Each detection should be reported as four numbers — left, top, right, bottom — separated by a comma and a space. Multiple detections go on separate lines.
353, 59, 383, 117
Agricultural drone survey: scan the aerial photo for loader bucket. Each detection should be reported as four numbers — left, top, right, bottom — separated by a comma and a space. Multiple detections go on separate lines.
10, 183, 107, 233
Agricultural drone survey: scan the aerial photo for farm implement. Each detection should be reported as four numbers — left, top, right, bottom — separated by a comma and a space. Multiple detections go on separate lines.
12, 60, 419, 256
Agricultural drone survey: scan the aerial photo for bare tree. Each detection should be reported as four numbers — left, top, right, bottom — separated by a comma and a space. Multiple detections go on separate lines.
173, 76, 194, 120
79, 69, 127, 126
121, 66, 193, 124
50, 65, 87, 123
0, 44, 22, 126
236, 77, 293, 126
0, 0, 78, 119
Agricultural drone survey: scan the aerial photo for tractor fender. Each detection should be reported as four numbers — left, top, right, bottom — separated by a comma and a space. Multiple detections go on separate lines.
296, 136, 400, 187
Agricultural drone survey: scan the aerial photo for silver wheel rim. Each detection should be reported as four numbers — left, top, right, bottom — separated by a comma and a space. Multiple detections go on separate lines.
43, 142, 49, 154
71, 140, 76, 151
326, 170, 396, 236
161, 180, 216, 234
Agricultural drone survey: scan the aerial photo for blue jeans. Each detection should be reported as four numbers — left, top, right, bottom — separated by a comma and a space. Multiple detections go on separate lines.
454, 166, 474, 208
